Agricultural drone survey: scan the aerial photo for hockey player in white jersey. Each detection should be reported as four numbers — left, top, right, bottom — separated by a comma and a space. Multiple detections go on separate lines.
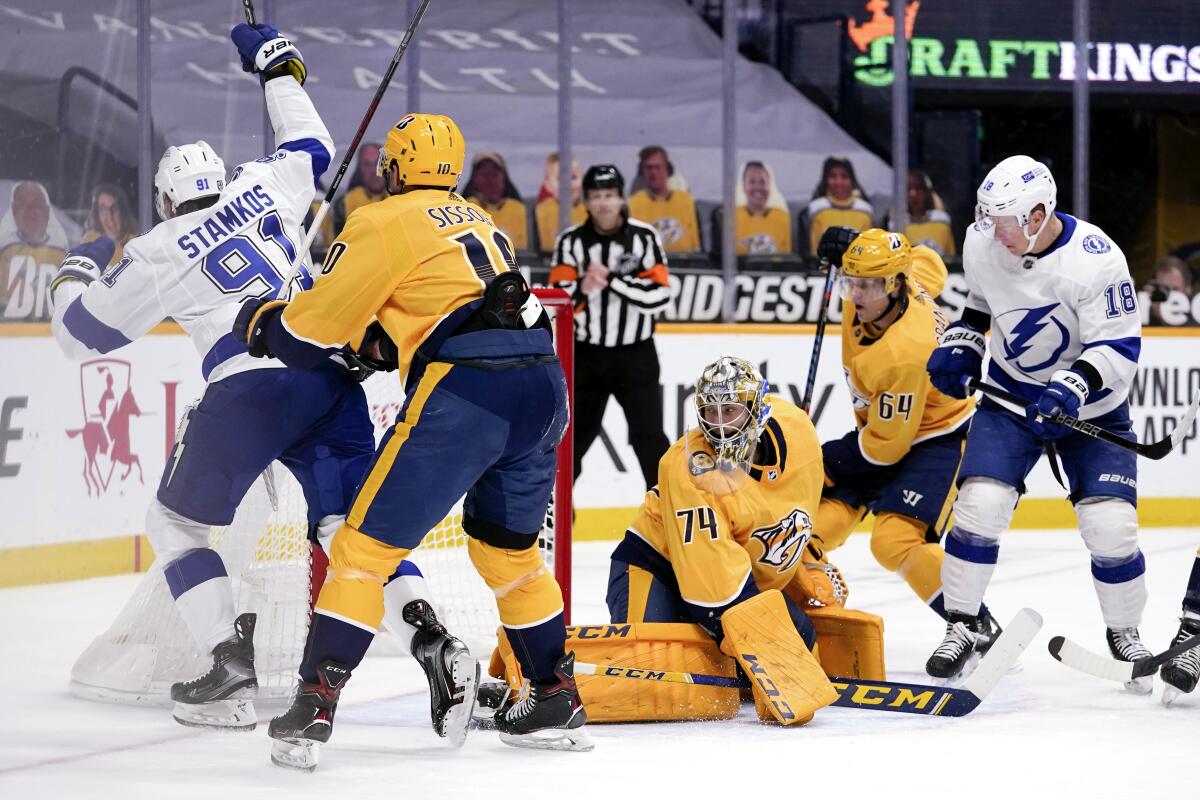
48, 22, 478, 739
925, 155, 1151, 688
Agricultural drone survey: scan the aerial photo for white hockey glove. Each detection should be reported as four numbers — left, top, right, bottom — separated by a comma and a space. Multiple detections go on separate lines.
50, 237, 114, 306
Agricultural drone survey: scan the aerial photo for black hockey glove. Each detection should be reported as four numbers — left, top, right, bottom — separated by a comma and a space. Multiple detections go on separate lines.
232, 297, 287, 359
817, 225, 860, 268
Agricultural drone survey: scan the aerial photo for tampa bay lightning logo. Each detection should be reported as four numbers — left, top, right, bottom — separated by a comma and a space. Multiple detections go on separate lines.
998, 303, 1071, 373
1082, 235, 1111, 254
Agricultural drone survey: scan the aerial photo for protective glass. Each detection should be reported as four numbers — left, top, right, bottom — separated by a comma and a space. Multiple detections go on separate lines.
837, 275, 888, 302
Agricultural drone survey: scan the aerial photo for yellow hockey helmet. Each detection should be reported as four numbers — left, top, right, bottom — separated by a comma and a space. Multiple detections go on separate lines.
840, 228, 912, 298
377, 113, 465, 190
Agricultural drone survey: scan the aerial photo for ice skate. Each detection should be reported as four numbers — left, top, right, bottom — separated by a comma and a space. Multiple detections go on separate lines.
1106, 627, 1154, 694
403, 600, 479, 747
268, 660, 351, 772
170, 613, 258, 731
495, 652, 592, 752
926, 612, 986, 679
1160, 617, 1200, 706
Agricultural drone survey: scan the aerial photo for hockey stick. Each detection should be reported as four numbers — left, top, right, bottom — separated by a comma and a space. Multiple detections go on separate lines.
575, 608, 1041, 717
968, 378, 1200, 461
800, 261, 837, 415
272, 0, 433, 299
242, 0, 256, 24
1047, 630, 1200, 683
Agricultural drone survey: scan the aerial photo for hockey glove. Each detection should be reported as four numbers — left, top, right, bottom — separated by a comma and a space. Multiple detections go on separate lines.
1026, 368, 1088, 438
927, 320, 985, 399
230, 23, 307, 86
50, 237, 115, 294
817, 225, 859, 268
232, 297, 288, 359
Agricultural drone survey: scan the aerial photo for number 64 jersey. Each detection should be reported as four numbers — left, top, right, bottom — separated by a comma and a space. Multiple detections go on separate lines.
963, 212, 1141, 419
51, 78, 330, 384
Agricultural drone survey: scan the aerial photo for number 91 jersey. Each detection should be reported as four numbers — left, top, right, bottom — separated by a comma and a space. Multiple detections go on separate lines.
280, 189, 522, 388
51, 145, 321, 384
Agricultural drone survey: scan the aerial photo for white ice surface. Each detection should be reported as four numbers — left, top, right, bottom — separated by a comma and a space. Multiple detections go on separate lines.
4, 529, 1197, 799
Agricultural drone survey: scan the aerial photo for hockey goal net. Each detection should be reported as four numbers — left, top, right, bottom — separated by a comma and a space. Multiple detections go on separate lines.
70, 288, 574, 706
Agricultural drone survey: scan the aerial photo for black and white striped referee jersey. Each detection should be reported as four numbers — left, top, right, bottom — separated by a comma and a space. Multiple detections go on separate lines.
549, 217, 671, 347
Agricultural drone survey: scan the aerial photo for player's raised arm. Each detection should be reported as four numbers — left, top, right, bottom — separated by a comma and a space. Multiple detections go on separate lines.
230, 23, 334, 192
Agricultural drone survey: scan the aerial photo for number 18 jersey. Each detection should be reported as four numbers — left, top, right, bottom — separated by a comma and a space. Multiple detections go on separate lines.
280, 189, 522, 389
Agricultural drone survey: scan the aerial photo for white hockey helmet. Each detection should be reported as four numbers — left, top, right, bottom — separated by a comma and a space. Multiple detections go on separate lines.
154, 140, 225, 220
974, 155, 1056, 254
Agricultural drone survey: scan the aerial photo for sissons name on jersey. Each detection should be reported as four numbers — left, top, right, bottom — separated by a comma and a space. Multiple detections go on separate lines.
177, 184, 278, 259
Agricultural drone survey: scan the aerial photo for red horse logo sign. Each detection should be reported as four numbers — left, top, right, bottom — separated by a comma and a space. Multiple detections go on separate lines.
66, 358, 144, 496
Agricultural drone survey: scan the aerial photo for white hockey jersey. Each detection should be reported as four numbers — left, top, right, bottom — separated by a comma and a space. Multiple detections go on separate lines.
962, 212, 1140, 419
51, 77, 333, 384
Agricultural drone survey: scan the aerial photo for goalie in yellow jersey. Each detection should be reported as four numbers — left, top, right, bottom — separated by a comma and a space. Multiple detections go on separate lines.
811, 227, 1000, 641
232, 114, 590, 766
605, 357, 841, 724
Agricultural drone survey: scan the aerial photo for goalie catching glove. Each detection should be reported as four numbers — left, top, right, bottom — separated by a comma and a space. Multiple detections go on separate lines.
230, 23, 307, 86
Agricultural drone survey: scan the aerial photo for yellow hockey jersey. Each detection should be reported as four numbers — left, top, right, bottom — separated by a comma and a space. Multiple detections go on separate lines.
806, 195, 874, 256
535, 197, 587, 253
899, 209, 956, 258
470, 196, 528, 251
840, 246, 973, 466
626, 398, 823, 609
1, 241, 66, 321
735, 206, 792, 255
628, 190, 701, 253
280, 189, 519, 387
81, 229, 134, 266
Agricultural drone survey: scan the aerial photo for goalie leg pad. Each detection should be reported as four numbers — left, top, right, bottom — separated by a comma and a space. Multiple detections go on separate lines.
490, 622, 738, 723
719, 590, 839, 725
806, 605, 887, 681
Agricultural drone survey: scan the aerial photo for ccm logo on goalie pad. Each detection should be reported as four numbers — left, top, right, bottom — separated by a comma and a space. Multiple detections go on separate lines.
750, 509, 812, 572
742, 654, 796, 721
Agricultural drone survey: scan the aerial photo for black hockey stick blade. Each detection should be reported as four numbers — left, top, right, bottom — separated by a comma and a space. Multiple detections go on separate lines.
1048, 630, 1200, 682
969, 380, 1198, 461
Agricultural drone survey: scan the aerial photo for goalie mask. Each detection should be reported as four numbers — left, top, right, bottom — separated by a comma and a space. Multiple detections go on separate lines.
974, 155, 1056, 255
694, 356, 771, 471
154, 140, 225, 220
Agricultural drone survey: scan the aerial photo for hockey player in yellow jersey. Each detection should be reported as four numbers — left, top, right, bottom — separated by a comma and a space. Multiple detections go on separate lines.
606, 357, 840, 724
811, 227, 999, 639
232, 113, 590, 764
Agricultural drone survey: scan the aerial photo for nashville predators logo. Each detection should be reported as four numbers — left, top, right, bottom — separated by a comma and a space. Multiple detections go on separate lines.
689, 451, 716, 475
750, 508, 812, 572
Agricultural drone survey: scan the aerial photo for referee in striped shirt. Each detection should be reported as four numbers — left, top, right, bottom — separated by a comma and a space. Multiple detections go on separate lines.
550, 164, 671, 488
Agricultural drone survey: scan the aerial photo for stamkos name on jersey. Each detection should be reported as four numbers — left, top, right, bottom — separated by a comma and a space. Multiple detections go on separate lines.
177, 184, 277, 258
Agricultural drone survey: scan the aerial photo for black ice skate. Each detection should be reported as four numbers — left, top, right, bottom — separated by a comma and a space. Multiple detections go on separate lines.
1106, 627, 1154, 694
268, 660, 351, 772
1160, 617, 1200, 706
495, 651, 592, 752
403, 599, 479, 747
976, 609, 1003, 654
170, 612, 258, 731
926, 612, 987, 679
